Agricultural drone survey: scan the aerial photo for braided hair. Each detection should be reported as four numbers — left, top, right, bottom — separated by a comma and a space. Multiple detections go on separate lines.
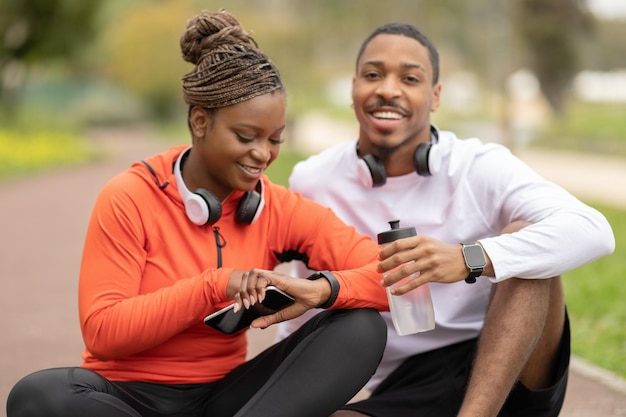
180, 9, 284, 110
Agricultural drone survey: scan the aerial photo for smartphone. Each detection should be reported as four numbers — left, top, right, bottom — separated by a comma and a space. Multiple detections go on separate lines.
203, 286, 295, 334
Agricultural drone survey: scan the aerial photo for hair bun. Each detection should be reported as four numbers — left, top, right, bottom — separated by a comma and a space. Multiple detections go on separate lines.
180, 9, 256, 66
180, 9, 283, 109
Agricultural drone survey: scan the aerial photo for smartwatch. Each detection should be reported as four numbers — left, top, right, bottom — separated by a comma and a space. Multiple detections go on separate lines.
461, 243, 486, 284
307, 270, 340, 308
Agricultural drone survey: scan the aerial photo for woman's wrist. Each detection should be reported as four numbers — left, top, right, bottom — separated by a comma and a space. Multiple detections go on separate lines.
307, 270, 340, 308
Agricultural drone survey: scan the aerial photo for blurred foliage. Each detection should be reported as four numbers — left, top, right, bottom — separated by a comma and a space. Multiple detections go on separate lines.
95, 1, 198, 120
0, 0, 105, 115
535, 101, 626, 155
579, 19, 626, 70
1, 0, 626, 142
264, 148, 308, 188
513, 0, 593, 116
0, 128, 98, 181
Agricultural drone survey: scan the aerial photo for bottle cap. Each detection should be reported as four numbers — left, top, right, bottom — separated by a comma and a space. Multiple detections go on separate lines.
377, 220, 417, 244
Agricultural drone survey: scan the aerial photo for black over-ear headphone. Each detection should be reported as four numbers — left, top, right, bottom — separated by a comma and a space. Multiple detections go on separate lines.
174, 148, 265, 226
359, 125, 441, 187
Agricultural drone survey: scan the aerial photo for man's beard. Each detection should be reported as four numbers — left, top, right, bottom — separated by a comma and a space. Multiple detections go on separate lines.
370, 131, 414, 160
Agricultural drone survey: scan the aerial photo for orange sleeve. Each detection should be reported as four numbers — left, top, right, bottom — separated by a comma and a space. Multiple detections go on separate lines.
277, 191, 388, 311
78, 173, 232, 360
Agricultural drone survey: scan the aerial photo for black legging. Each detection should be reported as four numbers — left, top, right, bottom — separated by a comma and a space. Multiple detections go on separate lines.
7, 308, 386, 417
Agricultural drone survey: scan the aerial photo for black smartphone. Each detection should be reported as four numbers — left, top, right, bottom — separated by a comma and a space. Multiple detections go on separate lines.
203, 286, 295, 334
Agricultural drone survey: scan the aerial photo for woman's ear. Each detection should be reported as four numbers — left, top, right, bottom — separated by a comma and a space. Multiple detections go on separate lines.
190, 107, 209, 138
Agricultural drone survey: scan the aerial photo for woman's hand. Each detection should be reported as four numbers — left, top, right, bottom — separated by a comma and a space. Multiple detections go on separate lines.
232, 268, 331, 329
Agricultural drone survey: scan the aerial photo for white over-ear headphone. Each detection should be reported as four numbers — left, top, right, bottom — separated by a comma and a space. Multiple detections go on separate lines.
174, 147, 265, 226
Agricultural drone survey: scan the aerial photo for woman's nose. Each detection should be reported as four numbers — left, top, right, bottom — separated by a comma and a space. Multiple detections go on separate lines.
250, 143, 271, 163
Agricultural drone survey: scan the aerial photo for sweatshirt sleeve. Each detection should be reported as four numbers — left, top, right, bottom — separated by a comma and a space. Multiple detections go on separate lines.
78, 174, 232, 360
279, 192, 388, 311
472, 147, 615, 281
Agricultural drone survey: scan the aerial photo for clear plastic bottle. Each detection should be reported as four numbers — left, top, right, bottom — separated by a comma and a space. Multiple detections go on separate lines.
377, 220, 435, 335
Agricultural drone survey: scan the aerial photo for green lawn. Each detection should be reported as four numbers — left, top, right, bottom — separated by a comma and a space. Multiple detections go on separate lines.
534, 101, 626, 157
563, 203, 626, 378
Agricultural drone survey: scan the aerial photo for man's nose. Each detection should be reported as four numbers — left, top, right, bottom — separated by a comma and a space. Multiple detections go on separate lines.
375, 77, 401, 99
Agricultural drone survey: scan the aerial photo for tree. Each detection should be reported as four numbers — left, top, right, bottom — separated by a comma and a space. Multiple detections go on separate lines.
0, 0, 104, 116
96, 1, 199, 120
513, 0, 594, 116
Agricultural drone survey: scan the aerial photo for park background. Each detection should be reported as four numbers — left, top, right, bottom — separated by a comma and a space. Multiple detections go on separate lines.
1, 0, 625, 388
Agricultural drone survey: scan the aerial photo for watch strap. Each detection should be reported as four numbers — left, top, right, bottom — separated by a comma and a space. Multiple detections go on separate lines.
307, 270, 340, 309
464, 269, 482, 284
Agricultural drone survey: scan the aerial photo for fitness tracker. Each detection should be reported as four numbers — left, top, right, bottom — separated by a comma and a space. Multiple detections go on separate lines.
461, 243, 486, 284
307, 270, 340, 308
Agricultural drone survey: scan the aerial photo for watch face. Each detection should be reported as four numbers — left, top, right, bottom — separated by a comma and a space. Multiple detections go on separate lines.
464, 245, 486, 267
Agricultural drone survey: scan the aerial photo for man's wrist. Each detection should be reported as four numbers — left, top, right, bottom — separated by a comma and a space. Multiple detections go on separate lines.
461, 243, 486, 284
307, 270, 340, 308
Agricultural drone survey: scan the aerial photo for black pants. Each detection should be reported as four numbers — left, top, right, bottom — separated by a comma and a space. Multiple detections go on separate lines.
7, 309, 386, 417
342, 310, 571, 417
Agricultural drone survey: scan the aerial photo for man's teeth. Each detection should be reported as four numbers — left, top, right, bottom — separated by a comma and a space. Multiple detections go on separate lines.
373, 111, 402, 120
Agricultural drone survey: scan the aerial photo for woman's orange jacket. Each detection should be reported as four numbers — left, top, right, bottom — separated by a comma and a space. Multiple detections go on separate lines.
78, 145, 387, 384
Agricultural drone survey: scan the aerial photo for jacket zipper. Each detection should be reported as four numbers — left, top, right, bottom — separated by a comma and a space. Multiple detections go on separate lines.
212, 226, 227, 268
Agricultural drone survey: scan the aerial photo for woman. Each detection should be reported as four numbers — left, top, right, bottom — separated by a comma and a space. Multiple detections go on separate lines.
6, 10, 388, 417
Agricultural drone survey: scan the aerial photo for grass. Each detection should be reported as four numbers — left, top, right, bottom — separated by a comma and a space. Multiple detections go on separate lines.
533, 101, 626, 157
564, 203, 626, 379
264, 148, 308, 187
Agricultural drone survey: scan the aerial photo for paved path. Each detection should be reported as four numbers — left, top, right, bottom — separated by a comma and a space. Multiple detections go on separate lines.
1, 129, 625, 416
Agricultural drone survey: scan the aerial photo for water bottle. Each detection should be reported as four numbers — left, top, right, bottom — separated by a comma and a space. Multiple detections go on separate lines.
377, 220, 435, 335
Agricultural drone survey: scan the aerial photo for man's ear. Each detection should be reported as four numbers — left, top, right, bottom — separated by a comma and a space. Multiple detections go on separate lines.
430, 83, 442, 113
190, 106, 210, 138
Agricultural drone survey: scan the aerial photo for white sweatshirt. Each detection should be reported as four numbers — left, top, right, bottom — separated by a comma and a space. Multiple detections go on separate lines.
276, 130, 614, 390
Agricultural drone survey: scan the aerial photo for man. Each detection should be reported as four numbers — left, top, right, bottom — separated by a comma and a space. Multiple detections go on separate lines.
276, 22, 615, 417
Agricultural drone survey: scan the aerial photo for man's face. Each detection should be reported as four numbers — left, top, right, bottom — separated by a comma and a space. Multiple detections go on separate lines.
352, 34, 441, 157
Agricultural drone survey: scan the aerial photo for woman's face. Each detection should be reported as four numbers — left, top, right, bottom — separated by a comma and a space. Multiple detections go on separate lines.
189, 91, 286, 200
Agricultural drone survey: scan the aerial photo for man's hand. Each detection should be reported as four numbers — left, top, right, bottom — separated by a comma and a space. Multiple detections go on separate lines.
377, 235, 493, 295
